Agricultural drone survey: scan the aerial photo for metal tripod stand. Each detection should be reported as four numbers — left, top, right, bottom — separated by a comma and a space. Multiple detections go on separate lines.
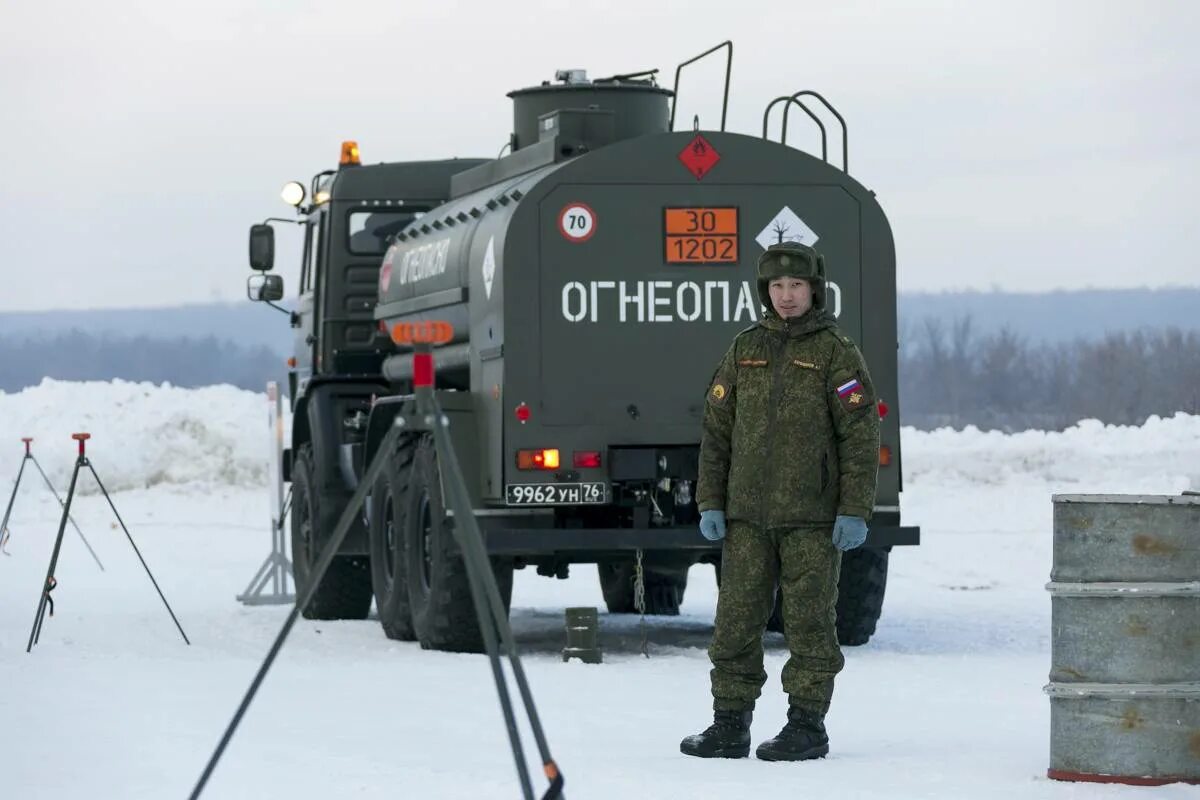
26, 433, 190, 652
1, 437, 103, 569
236, 382, 294, 605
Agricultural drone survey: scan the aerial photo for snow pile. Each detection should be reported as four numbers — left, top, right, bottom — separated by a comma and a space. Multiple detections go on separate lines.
2, 378, 1196, 498
902, 413, 1200, 494
0, 378, 284, 493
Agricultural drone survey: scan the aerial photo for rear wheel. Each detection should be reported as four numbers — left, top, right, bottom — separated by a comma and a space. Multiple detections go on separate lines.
403, 436, 513, 653
731, 550, 890, 645
368, 444, 416, 641
290, 445, 372, 620
835, 548, 889, 646
598, 561, 688, 616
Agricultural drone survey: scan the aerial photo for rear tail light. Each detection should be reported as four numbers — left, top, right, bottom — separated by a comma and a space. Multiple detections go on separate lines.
517, 448, 560, 470
515, 403, 531, 423
879, 445, 892, 467
878, 399, 889, 419
573, 451, 602, 469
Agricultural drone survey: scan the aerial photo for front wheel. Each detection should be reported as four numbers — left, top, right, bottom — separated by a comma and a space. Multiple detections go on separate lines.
290, 445, 372, 620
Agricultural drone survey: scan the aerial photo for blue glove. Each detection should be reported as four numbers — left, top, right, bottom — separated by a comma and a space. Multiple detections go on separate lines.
699, 509, 727, 541
832, 515, 868, 551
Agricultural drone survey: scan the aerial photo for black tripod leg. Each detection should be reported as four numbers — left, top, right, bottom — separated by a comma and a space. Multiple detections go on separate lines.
430, 402, 564, 799
30, 456, 104, 571
86, 463, 190, 645
188, 423, 402, 800
27, 458, 82, 652
1, 456, 29, 541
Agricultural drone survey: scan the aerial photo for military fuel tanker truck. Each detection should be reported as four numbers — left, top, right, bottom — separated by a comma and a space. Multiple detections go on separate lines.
245, 48, 919, 653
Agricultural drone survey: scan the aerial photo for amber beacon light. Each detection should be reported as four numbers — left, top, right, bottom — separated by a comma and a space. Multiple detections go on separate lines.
340, 140, 361, 166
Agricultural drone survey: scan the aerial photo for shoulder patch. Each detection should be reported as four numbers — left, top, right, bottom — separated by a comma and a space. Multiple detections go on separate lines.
708, 380, 730, 406
834, 374, 870, 411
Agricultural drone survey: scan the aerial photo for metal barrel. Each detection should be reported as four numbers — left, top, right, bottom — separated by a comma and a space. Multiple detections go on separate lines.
1046, 494, 1200, 786
562, 607, 602, 664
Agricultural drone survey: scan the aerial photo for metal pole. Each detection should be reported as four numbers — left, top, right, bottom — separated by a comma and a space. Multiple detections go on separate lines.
29, 455, 104, 571
415, 370, 535, 800
1, 454, 29, 542
424, 384, 562, 797
188, 422, 403, 800
237, 382, 294, 605
26, 455, 82, 652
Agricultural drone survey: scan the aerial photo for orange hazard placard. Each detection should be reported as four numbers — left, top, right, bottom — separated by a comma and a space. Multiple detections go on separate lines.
664, 207, 738, 264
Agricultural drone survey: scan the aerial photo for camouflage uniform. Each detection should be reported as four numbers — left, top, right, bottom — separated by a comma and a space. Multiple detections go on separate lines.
696, 243, 880, 715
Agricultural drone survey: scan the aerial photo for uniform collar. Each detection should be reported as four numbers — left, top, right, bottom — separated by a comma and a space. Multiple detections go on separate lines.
760, 307, 836, 338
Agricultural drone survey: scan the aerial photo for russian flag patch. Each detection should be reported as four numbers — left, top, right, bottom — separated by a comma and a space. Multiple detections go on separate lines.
836, 376, 868, 410
836, 378, 862, 397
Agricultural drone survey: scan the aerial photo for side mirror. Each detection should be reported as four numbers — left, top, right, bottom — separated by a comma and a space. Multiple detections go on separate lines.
249, 224, 275, 271
247, 273, 284, 302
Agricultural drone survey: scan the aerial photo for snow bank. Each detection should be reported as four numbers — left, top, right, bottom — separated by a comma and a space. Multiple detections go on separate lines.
902, 413, 1200, 494
0, 378, 283, 494
1, 378, 1195, 497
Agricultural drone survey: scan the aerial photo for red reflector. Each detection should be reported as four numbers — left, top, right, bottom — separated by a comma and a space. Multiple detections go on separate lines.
573, 451, 601, 469
878, 399, 890, 419
413, 352, 434, 388
515, 403, 531, 423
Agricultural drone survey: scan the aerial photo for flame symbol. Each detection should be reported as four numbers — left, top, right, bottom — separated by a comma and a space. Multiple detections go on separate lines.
692, 140, 707, 155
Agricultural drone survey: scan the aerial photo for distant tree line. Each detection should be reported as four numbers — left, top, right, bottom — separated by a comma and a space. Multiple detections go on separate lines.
0, 331, 284, 392
3, 324, 1198, 432
899, 319, 1200, 431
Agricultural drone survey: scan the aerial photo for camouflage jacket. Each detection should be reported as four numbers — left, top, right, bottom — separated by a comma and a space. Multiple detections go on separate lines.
696, 308, 880, 526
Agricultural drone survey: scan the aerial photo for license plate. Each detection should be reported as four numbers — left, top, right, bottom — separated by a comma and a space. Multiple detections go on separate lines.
505, 482, 606, 506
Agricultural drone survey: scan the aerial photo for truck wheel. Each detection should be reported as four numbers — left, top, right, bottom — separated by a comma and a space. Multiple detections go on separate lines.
403, 436, 513, 653
368, 445, 416, 641
597, 562, 687, 616
835, 548, 889, 646
290, 445, 373, 620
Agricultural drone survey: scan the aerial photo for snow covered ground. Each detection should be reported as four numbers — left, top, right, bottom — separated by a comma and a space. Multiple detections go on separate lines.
0, 380, 1197, 799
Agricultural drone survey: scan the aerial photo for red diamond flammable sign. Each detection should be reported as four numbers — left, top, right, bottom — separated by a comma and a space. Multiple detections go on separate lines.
678, 134, 720, 180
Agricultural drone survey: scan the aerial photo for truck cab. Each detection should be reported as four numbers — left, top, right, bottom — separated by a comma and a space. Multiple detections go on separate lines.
246, 145, 486, 619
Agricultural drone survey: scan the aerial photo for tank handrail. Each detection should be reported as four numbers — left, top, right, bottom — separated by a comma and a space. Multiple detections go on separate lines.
669, 40, 733, 132
784, 90, 848, 173
761, 95, 828, 162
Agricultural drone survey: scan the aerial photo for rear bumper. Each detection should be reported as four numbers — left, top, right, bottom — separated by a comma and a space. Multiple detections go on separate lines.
465, 519, 920, 558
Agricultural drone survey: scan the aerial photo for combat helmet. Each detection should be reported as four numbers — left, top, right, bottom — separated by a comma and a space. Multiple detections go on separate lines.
756, 241, 827, 313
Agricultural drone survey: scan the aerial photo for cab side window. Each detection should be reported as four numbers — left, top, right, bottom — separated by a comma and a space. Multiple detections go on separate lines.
300, 216, 323, 294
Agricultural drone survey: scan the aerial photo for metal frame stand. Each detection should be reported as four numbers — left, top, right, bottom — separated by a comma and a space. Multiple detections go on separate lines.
1, 437, 104, 570
26, 433, 189, 652
237, 382, 294, 605
236, 490, 293, 605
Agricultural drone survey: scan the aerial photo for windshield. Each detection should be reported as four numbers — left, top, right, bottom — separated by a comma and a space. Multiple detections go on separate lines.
347, 209, 427, 255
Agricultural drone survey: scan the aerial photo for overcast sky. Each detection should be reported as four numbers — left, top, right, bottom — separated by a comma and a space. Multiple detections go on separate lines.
1, 0, 1196, 311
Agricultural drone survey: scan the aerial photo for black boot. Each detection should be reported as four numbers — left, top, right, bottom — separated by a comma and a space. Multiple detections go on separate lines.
680, 710, 753, 758
755, 706, 829, 761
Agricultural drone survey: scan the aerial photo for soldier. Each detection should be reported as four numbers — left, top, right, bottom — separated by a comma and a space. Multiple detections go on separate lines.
680, 241, 880, 761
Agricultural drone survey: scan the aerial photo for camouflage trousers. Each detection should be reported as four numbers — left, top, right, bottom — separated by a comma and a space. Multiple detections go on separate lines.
709, 522, 844, 715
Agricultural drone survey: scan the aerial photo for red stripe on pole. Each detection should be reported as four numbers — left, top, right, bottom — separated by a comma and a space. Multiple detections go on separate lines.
413, 353, 434, 387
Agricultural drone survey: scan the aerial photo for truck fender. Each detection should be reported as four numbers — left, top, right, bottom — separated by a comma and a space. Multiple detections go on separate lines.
296, 381, 386, 495
364, 392, 483, 506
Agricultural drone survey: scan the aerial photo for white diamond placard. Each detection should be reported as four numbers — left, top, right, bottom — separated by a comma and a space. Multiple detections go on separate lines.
755, 206, 819, 250
482, 236, 496, 299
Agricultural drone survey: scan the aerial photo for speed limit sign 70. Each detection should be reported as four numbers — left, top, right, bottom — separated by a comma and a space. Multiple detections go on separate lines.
558, 203, 596, 242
